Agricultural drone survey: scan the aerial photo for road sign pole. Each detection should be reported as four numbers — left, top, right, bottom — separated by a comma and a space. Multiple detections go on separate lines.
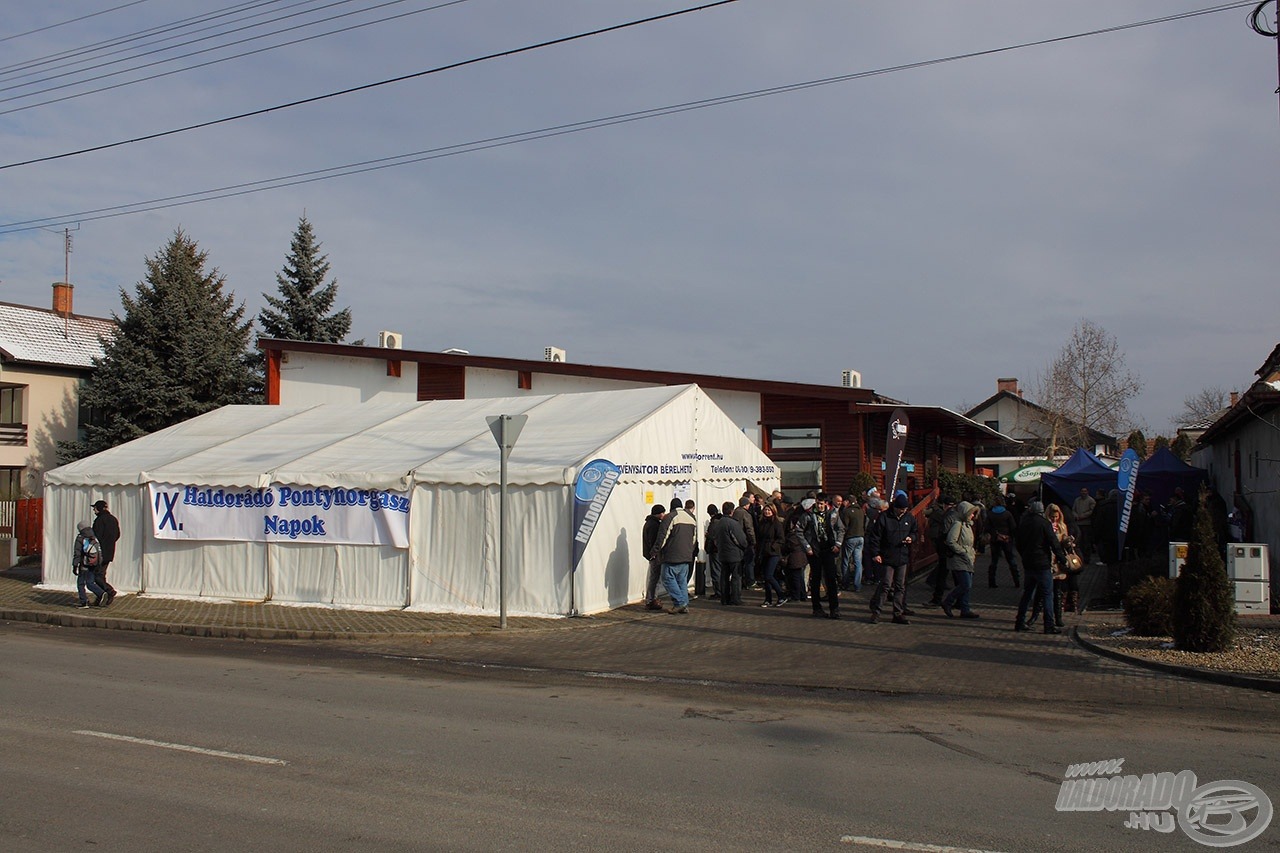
487, 414, 527, 630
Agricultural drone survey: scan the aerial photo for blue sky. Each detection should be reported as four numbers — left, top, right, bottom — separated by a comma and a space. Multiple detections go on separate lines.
1, 1, 1277, 434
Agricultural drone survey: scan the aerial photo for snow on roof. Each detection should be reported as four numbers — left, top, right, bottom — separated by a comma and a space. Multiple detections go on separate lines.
0, 302, 116, 369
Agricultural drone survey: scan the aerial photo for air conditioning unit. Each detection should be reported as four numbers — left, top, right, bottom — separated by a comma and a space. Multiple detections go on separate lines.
378, 330, 403, 349
544, 346, 566, 362
841, 369, 862, 388
1227, 544, 1271, 615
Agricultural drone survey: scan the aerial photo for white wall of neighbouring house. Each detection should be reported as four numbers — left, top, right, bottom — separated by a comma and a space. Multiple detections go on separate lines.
0, 366, 85, 494
463, 366, 651, 398
279, 351, 418, 405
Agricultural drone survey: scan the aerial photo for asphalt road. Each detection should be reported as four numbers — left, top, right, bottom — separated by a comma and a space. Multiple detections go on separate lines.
1, 622, 1277, 852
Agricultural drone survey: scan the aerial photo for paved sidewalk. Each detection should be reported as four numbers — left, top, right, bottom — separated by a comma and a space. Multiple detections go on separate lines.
0, 564, 632, 640
4, 561, 1277, 703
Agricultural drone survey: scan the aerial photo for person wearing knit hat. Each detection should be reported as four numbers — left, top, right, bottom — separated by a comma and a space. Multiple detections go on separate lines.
866, 488, 919, 624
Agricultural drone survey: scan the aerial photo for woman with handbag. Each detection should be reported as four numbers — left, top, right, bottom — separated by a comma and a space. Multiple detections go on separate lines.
1032, 503, 1078, 627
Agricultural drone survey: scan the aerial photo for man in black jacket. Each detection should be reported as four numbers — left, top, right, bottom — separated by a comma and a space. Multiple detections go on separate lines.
642, 504, 666, 610
91, 499, 120, 606
866, 493, 919, 624
926, 495, 957, 606
1014, 500, 1067, 634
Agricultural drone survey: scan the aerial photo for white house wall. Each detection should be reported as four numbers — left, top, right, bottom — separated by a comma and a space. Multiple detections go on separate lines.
0, 366, 85, 492
464, 366, 652, 398
279, 351, 418, 405
1205, 415, 1280, 603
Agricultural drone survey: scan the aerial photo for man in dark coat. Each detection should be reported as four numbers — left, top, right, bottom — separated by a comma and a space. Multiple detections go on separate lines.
926, 495, 957, 606
91, 499, 120, 606
1014, 500, 1067, 634
711, 502, 749, 605
641, 504, 666, 610
866, 493, 919, 624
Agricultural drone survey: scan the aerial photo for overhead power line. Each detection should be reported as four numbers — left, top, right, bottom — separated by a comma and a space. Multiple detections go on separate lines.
0, 0, 742, 172
0, 0, 454, 106
0, 1, 1256, 235
0, 0, 316, 79
0, 0, 157, 45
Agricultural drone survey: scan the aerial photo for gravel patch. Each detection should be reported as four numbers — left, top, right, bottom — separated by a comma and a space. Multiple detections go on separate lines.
1084, 621, 1280, 678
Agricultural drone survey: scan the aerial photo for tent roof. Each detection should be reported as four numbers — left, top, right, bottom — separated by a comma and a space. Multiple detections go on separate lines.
1138, 446, 1201, 476
1136, 447, 1207, 506
46, 384, 776, 490
1040, 447, 1119, 500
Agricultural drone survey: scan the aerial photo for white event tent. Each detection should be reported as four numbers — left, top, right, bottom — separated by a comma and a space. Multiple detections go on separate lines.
42, 384, 779, 616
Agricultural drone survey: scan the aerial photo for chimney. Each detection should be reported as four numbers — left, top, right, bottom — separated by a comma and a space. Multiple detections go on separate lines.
52, 282, 74, 316
997, 377, 1021, 398
1230, 391, 1239, 407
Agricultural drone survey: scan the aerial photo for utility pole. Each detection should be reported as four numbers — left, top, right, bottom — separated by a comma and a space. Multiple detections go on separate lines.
1249, 1, 1279, 124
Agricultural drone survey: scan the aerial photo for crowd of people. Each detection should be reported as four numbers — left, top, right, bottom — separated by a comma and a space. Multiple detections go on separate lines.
641, 480, 1219, 631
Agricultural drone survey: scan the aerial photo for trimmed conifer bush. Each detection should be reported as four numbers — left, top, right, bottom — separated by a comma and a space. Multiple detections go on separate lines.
1172, 499, 1236, 652
1123, 576, 1175, 636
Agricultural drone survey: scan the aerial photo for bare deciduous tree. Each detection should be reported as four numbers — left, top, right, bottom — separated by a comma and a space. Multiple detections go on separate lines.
1028, 320, 1142, 458
1175, 386, 1233, 428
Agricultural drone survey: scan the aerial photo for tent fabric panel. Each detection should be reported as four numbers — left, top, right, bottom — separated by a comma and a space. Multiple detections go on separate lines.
202, 542, 268, 599
331, 545, 407, 607
39, 485, 145, 594
269, 543, 339, 604
142, 541, 204, 596
574, 477, 759, 615
486, 485, 572, 616
407, 485, 492, 612
577, 482, 646, 614
589, 386, 779, 489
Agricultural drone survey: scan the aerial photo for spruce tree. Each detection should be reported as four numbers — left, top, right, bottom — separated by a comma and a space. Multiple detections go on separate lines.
258, 215, 352, 343
61, 230, 256, 460
1172, 497, 1237, 652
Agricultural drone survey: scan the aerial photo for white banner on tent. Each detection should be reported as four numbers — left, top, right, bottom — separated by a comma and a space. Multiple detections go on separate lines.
148, 483, 411, 548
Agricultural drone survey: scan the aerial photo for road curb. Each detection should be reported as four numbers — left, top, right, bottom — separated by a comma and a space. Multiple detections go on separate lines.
0, 603, 644, 643
1071, 626, 1280, 694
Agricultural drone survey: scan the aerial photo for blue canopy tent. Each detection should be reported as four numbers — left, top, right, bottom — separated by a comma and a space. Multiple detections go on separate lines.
1040, 448, 1119, 505
1136, 447, 1208, 508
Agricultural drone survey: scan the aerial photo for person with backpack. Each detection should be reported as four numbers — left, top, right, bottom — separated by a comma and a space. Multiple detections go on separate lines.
72, 521, 107, 608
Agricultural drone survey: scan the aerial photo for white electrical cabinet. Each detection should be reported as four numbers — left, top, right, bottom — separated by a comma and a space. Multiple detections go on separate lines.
1227, 544, 1271, 615
1168, 542, 1188, 579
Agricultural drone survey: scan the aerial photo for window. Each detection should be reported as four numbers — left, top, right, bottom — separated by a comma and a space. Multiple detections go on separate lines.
0, 386, 23, 425
777, 460, 823, 494
0, 467, 20, 501
768, 426, 820, 450
984, 420, 999, 432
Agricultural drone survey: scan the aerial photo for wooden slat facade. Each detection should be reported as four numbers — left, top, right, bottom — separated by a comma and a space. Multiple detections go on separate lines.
417, 364, 465, 401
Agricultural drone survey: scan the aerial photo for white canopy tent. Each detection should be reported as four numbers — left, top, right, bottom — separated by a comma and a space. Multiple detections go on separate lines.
42, 384, 779, 616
